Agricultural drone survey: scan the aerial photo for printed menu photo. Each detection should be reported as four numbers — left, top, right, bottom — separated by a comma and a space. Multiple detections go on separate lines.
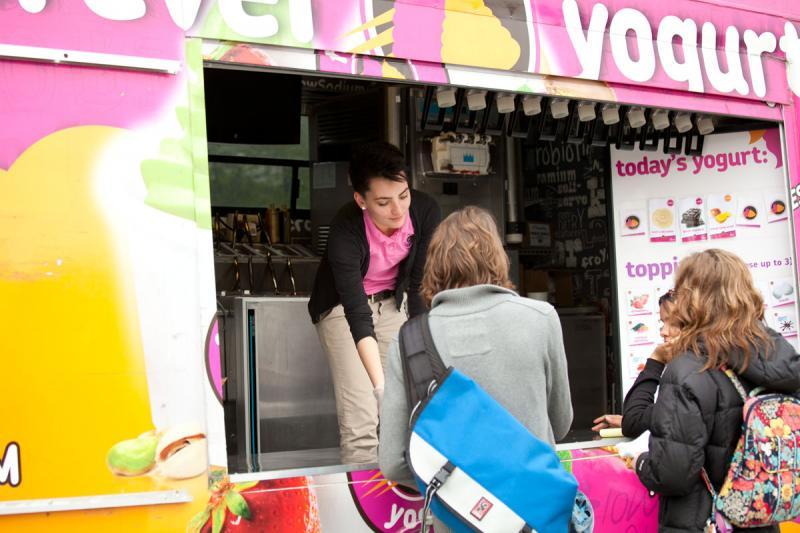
625, 286, 654, 316
768, 307, 798, 339
707, 193, 736, 239
769, 277, 796, 307
678, 196, 707, 242
619, 206, 647, 238
626, 315, 659, 346
626, 345, 656, 380
764, 190, 789, 224
648, 198, 677, 243
737, 194, 765, 228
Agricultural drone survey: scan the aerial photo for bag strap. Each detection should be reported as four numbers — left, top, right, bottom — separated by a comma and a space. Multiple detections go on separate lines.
721, 367, 749, 402
398, 313, 447, 413
720, 365, 766, 400
699, 367, 744, 503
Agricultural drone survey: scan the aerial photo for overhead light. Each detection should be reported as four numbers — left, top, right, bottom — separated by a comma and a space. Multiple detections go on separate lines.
436, 86, 457, 109
496, 92, 516, 114
550, 98, 569, 119
626, 106, 646, 128
522, 95, 542, 116
601, 103, 620, 125
466, 89, 487, 111
651, 108, 670, 131
674, 111, 693, 133
577, 101, 596, 122
696, 115, 715, 135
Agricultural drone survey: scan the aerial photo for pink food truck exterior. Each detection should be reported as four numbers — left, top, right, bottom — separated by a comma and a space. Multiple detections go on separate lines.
2, 1, 800, 531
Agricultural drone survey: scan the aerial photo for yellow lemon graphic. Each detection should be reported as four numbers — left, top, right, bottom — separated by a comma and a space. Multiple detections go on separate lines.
441, 0, 520, 70
0, 126, 206, 531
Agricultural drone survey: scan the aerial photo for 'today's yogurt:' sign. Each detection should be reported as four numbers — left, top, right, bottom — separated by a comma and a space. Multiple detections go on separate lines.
611, 130, 799, 391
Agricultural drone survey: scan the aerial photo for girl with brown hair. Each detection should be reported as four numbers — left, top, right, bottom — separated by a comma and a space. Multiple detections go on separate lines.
634, 249, 800, 532
378, 206, 573, 496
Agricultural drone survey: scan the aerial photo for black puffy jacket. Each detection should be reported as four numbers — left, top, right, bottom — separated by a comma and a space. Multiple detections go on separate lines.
635, 329, 800, 532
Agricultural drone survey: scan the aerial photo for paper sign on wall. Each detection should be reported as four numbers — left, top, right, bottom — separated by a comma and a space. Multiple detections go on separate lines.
611, 130, 798, 394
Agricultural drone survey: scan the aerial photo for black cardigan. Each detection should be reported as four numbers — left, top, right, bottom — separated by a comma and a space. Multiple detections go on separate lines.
308, 189, 441, 344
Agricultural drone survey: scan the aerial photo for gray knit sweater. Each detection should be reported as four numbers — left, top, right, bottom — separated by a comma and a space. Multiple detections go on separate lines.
378, 284, 574, 485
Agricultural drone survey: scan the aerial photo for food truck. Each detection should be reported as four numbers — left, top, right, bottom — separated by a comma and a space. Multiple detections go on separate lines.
3, 0, 800, 531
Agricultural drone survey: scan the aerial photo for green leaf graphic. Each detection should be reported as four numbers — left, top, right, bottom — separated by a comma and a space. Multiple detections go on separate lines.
186, 509, 210, 533
234, 480, 259, 492
212, 505, 226, 533
197, 2, 310, 48
557, 450, 573, 474
225, 490, 252, 520
140, 40, 212, 230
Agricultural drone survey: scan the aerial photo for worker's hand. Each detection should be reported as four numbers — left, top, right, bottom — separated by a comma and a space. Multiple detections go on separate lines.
592, 414, 622, 432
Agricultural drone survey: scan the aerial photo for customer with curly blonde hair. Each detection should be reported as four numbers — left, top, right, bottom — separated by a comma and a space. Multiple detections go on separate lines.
635, 249, 800, 532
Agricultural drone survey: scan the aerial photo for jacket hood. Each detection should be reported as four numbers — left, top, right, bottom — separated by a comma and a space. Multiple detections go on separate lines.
736, 328, 800, 392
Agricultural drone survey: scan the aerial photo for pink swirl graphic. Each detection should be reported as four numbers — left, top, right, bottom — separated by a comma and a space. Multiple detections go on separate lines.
348, 469, 424, 532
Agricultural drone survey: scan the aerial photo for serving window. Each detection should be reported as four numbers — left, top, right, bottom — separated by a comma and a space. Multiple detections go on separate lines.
202, 65, 784, 476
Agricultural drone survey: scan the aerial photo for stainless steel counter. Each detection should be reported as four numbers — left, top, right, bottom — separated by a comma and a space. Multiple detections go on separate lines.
221, 297, 612, 476
222, 296, 340, 473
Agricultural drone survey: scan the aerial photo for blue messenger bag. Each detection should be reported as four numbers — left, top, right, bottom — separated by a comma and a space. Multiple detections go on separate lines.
399, 314, 579, 533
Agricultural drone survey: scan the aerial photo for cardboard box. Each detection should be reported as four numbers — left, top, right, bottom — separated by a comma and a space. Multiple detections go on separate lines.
524, 269, 549, 294
553, 272, 574, 307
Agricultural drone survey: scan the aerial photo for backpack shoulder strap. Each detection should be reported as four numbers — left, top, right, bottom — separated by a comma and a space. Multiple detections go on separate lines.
398, 313, 447, 413
721, 366, 752, 401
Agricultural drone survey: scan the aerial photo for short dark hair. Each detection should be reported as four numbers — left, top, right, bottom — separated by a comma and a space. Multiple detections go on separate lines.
349, 141, 408, 196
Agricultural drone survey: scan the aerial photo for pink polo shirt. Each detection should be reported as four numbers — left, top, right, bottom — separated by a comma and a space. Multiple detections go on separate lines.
362, 210, 415, 295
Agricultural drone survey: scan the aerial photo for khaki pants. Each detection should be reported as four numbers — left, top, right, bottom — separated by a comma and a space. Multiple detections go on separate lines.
316, 296, 407, 465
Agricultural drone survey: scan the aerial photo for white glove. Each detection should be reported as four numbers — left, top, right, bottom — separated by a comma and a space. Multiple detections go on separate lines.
373, 385, 385, 414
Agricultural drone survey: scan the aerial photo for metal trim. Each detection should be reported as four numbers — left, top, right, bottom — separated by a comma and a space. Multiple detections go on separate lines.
0, 490, 192, 516
0, 43, 180, 74
230, 462, 378, 483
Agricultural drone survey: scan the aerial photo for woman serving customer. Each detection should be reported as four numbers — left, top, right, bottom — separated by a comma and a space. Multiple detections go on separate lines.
308, 141, 441, 465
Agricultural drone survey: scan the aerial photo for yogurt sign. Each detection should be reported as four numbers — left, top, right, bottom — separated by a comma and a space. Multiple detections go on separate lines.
562, 0, 800, 98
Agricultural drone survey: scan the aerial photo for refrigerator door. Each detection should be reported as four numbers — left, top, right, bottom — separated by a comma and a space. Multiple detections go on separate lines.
225, 296, 340, 473
557, 311, 607, 436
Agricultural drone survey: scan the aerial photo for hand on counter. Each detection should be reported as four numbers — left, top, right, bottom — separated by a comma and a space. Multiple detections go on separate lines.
592, 414, 622, 432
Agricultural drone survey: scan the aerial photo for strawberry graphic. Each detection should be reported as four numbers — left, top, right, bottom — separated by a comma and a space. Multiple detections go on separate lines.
218, 44, 272, 66
189, 475, 320, 533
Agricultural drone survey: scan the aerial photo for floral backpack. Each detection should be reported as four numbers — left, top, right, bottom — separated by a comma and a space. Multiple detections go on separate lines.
702, 367, 800, 532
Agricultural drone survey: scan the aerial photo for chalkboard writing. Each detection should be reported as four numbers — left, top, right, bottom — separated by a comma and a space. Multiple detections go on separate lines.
523, 141, 611, 307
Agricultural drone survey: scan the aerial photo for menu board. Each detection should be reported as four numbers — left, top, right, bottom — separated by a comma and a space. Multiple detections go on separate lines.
523, 142, 612, 306
611, 130, 797, 394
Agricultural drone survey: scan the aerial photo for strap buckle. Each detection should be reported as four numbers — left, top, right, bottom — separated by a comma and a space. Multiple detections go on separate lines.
420, 463, 455, 533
